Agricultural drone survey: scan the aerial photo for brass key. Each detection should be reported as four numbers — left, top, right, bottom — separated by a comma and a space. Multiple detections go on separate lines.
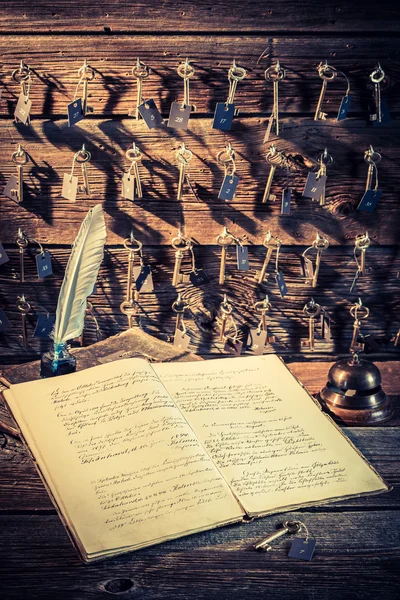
254, 521, 302, 552
11, 145, 29, 203
312, 233, 330, 288
16, 228, 29, 283
79, 59, 95, 116
314, 61, 337, 121
355, 231, 370, 275
132, 58, 150, 119
318, 148, 333, 206
126, 143, 143, 199
219, 294, 233, 341
262, 145, 285, 203
171, 231, 190, 286
12, 60, 32, 125
216, 227, 234, 285
257, 231, 282, 284
17, 295, 31, 349
364, 146, 381, 192
264, 60, 286, 138
120, 234, 142, 328
303, 298, 321, 351
350, 299, 369, 354
176, 143, 193, 200
76, 144, 91, 195
370, 64, 385, 123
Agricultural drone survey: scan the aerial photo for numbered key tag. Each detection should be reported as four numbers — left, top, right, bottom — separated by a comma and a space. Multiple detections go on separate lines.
133, 265, 154, 292
122, 172, 135, 201
0, 308, 12, 332
236, 245, 249, 271
275, 271, 288, 297
357, 189, 382, 213
300, 256, 314, 280
373, 98, 391, 126
15, 93, 32, 125
167, 102, 191, 130
247, 329, 267, 355
337, 94, 352, 121
212, 103, 235, 131
67, 98, 84, 127
288, 538, 316, 561
224, 337, 243, 356
303, 172, 327, 200
281, 188, 291, 215
361, 333, 381, 353
189, 269, 209, 286
0, 242, 10, 266
174, 329, 191, 350
3, 175, 19, 201
33, 314, 55, 339
219, 175, 240, 201
36, 250, 53, 279
138, 99, 164, 129
62, 173, 78, 201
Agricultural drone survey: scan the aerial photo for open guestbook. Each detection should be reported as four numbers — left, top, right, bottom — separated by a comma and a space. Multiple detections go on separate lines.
4, 355, 388, 562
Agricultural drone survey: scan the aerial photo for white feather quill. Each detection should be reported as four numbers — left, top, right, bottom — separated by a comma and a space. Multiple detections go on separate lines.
52, 204, 106, 346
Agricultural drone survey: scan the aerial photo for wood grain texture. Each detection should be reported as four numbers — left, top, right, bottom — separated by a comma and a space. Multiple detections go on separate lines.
0, 35, 400, 117
0, 246, 399, 361
0, 119, 399, 245
1, 1, 400, 33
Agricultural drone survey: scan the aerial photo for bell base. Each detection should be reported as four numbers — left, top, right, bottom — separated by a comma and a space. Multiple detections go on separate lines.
319, 389, 393, 425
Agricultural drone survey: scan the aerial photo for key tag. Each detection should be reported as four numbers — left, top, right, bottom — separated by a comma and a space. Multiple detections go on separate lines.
172, 294, 191, 350
3, 145, 29, 204
168, 58, 196, 130
16, 228, 29, 283
62, 144, 91, 200
122, 143, 143, 201
213, 59, 247, 131
288, 521, 316, 561
369, 63, 391, 125
33, 239, 53, 279
301, 232, 329, 288
314, 61, 351, 122
68, 59, 94, 126
129, 235, 154, 296
321, 307, 334, 342
134, 58, 164, 129
303, 148, 332, 205
271, 243, 288, 297
350, 231, 370, 292
262, 145, 286, 203
247, 295, 275, 355
264, 60, 287, 142
358, 146, 382, 213
175, 143, 194, 201
0, 306, 12, 332
33, 310, 55, 339
302, 298, 322, 351
217, 143, 240, 201
12, 60, 32, 126
186, 240, 209, 286
17, 294, 31, 349
0, 240, 10, 266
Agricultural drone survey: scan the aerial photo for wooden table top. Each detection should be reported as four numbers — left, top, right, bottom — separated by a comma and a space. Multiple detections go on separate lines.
0, 331, 399, 600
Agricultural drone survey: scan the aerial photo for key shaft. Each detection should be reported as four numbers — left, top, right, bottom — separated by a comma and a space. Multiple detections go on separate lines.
258, 247, 274, 283
262, 165, 277, 203
81, 164, 90, 195
219, 246, 228, 284
133, 162, 143, 198
177, 163, 186, 200
17, 165, 23, 203
172, 250, 183, 286
273, 80, 279, 135
314, 79, 328, 121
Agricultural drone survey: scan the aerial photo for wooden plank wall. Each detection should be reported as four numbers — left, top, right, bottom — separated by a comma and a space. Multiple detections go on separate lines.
0, 1, 400, 363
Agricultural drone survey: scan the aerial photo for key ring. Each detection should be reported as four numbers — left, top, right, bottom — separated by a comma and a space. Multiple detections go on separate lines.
75, 145, 91, 163
123, 235, 143, 254
12, 146, 28, 166
172, 296, 188, 314
126, 144, 143, 162
16, 228, 29, 249
78, 61, 95, 81
303, 299, 321, 318
312, 233, 330, 250
177, 58, 195, 80
172, 231, 191, 250
228, 60, 247, 82
12, 61, 31, 83
220, 297, 233, 315
262, 230, 282, 250
364, 146, 381, 165
265, 61, 286, 82
217, 143, 235, 167
317, 62, 337, 81
176, 143, 193, 165
216, 227, 234, 247
370, 64, 385, 84
319, 149, 334, 167
355, 232, 370, 250
254, 296, 272, 314
132, 59, 150, 80
17, 295, 31, 315
266, 145, 284, 167
350, 299, 369, 321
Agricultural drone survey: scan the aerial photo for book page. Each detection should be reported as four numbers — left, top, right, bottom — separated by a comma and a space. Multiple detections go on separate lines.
154, 355, 387, 516
5, 359, 243, 558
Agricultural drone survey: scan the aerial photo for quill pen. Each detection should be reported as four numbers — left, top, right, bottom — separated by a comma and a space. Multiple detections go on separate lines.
52, 204, 106, 348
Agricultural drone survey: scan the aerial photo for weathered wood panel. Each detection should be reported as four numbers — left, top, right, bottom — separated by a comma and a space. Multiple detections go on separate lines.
0, 246, 399, 362
0, 119, 399, 245
1, 1, 399, 33
1, 511, 399, 600
0, 36, 399, 117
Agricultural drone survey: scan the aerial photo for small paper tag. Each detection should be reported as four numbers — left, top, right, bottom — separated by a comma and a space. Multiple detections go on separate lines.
212, 103, 235, 131
167, 102, 191, 130
15, 93, 32, 124
224, 337, 243, 356
62, 173, 78, 200
219, 175, 240, 201
263, 115, 274, 143
236, 245, 249, 271
0, 308, 12, 332
35, 250, 53, 279
67, 98, 84, 127
173, 330, 191, 350
303, 172, 327, 200
122, 172, 135, 201
247, 329, 267, 355
288, 538, 316, 561
281, 188, 291, 215
275, 271, 288, 297
0, 242, 10, 266
3, 175, 20, 201
138, 99, 164, 129
357, 189, 382, 213
360, 333, 381, 353
300, 255, 314, 280
132, 265, 154, 292
33, 314, 55, 339
189, 269, 209, 286
337, 94, 352, 121
372, 98, 391, 126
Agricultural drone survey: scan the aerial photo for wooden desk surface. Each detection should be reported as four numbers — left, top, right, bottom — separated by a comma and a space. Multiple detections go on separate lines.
0, 332, 399, 600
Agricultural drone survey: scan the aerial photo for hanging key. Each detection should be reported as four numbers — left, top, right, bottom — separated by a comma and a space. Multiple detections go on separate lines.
131, 58, 150, 120
62, 145, 91, 199
171, 230, 191, 286
4, 145, 29, 204
369, 64, 385, 124
301, 232, 329, 288
349, 298, 369, 355
219, 294, 233, 341
356, 231, 370, 275
12, 60, 32, 126
80, 59, 94, 116
358, 146, 382, 212
262, 145, 285, 203
314, 61, 337, 121
171, 294, 191, 350
120, 233, 142, 328
168, 58, 196, 130
16, 228, 29, 283
176, 143, 193, 200
217, 143, 240, 201
303, 298, 321, 351
317, 148, 333, 206
247, 295, 275, 355
123, 143, 143, 200
257, 231, 282, 284
264, 60, 286, 141
254, 521, 302, 552
216, 227, 234, 285
17, 295, 31, 349
364, 146, 381, 192
213, 60, 247, 131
